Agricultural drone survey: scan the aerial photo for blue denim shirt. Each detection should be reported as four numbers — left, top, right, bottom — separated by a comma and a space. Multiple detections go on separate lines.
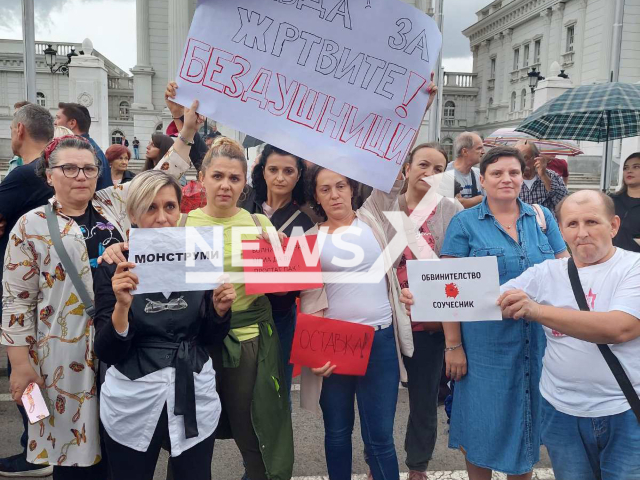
441, 198, 566, 474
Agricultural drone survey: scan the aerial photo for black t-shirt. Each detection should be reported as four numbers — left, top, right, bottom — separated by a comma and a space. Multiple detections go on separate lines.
0, 160, 53, 283
71, 204, 124, 270
613, 193, 640, 253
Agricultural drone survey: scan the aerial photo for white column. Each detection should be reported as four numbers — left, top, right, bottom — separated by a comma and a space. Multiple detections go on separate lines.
540, 9, 552, 74
136, 0, 151, 66
131, 0, 155, 111
553, 3, 565, 67
500, 29, 513, 110
68, 39, 109, 148
168, 0, 190, 82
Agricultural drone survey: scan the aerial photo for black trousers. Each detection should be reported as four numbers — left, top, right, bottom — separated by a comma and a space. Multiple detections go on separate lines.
402, 330, 445, 472
103, 405, 215, 480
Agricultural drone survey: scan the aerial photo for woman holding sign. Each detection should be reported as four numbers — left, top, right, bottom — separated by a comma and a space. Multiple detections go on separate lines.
181, 137, 294, 480
396, 143, 462, 479
0, 105, 198, 478
242, 144, 314, 397
93, 170, 235, 480
103, 84, 295, 480
402, 146, 568, 480
299, 165, 413, 480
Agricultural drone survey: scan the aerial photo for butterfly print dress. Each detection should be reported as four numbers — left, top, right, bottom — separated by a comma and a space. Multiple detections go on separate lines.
0, 147, 191, 467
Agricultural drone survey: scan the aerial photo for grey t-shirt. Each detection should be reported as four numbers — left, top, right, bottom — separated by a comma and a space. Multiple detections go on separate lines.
446, 163, 484, 198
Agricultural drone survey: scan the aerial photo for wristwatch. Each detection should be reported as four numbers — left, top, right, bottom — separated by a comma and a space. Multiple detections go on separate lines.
178, 133, 194, 146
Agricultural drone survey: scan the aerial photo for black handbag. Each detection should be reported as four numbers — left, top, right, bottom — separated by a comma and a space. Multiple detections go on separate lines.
567, 257, 640, 422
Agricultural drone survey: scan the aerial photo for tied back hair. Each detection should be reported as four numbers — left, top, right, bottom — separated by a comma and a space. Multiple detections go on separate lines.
251, 144, 307, 206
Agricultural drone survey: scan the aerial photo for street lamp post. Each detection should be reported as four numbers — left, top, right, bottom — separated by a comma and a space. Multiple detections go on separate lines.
44, 44, 78, 75
527, 67, 545, 94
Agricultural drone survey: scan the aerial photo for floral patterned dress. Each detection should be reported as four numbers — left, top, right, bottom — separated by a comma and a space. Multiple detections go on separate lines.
1, 148, 190, 466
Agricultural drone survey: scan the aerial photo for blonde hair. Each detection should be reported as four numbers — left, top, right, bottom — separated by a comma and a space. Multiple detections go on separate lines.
126, 170, 182, 224
54, 126, 74, 138
200, 137, 247, 176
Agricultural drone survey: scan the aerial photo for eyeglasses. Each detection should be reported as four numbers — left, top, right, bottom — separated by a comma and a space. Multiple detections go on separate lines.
51, 164, 100, 179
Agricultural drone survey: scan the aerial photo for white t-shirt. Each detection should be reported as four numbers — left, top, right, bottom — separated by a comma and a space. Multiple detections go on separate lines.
502, 248, 640, 417
318, 218, 393, 327
445, 163, 484, 198
523, 176, 538, 189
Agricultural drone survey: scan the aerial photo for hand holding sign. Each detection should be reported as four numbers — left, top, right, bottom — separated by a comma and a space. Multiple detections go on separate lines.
242, 235, 322, 295
290, 313, 375, 376
406, 257, 502, 322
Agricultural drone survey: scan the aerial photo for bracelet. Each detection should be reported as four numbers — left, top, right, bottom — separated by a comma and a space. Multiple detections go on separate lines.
172, 117, 183, 120
178, 133, 194, 146
445, 343, 463, 352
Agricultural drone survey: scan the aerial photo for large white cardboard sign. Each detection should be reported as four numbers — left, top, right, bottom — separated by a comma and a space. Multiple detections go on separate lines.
129, 227, 224, 295
406, 257, 503, 322
173, 0, 442, 192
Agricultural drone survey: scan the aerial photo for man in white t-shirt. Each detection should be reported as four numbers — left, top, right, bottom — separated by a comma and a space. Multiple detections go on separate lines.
444, 132, 484, 208
497, 190, 640, 480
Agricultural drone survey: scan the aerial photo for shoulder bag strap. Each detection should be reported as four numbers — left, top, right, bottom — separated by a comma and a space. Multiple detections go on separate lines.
277, 210, 301, 234
567, 257, 640, 422
178, 214, 188, 227
399, 194, 419, 261
45, 204, 95, 318
470, 169, 479, 197
250, 213, 262, 229
532, 204, 547, 233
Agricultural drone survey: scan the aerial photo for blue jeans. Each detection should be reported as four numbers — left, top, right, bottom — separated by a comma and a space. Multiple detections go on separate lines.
541, 397, 640, 480
319, 326, 400, 480
133, 147, 139, 159
272, 305, 296, 397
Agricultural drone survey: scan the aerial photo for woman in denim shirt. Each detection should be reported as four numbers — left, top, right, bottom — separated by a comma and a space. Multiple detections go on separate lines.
403, 146, 568, 479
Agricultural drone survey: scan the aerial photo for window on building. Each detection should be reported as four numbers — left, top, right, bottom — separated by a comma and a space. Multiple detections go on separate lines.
523, 44, 530, 67
511, 91, 517, 111
119, 101, 130, 121
442, 138, 454, 160
111, 130, 124, 145
513, 48, 520, 71
534, 39, 541, 64
566, 25, 575, 52
489, 97, 494, 107
36, 92, 46, 107
155, 123, 164, 133
444, 101, 456, 118
490, 58, 496, 79
521, 89, 527, 110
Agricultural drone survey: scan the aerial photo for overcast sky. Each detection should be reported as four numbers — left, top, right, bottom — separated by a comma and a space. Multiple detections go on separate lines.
0, 0, 488, 73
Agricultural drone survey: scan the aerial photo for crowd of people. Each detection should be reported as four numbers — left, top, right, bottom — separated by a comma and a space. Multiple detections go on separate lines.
0, 79, 638, 480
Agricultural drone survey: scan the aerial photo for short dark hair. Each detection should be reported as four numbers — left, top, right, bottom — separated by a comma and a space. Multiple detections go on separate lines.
58, 102, 91, 133
305, 165, 359, 219
12, 104, 54, 143
479, 146, 526, 176
251, 144, 307, 206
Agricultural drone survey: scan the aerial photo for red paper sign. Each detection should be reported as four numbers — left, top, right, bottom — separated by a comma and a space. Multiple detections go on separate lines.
243, 235, 323, 295
290, 313, 375, 376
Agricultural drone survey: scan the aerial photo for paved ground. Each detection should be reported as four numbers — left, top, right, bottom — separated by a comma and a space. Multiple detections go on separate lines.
0, 374, 552, 479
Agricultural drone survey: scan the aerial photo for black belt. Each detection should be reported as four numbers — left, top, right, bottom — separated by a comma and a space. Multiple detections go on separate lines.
136, 339, 199, 439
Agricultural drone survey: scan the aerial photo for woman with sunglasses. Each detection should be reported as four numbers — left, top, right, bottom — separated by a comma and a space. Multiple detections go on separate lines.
1, 102, 201, 479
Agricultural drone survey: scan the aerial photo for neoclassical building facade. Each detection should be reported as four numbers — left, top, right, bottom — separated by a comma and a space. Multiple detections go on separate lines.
461, 0, 640, 138
0, 40, 134, 161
